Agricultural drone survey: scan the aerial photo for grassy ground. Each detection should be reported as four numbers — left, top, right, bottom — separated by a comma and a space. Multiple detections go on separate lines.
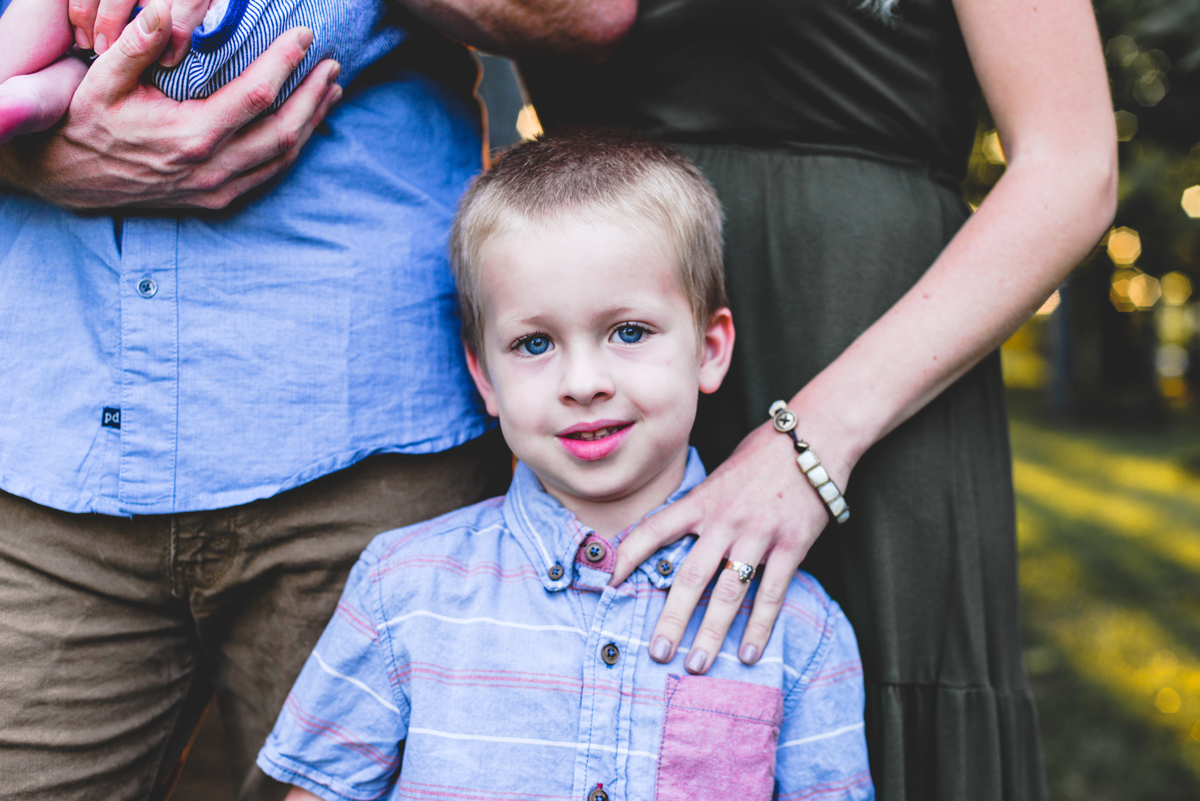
1011, 403, 1200, 800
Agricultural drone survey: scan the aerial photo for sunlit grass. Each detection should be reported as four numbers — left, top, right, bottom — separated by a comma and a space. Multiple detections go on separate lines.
1012, 414, 1200, 798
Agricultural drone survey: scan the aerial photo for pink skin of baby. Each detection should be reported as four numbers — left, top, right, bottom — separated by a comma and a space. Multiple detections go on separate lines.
0, 0, 83, 144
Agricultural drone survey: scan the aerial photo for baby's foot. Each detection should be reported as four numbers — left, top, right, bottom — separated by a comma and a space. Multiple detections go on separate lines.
0, 58, 87, 145
0, 89, 42, 145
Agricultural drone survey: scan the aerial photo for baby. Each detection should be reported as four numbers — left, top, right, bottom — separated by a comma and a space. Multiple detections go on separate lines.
0, 0, 402, 143
257, 128, 874, 800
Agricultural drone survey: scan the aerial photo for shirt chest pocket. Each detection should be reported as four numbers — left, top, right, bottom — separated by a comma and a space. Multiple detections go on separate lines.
655, 674, 784, 801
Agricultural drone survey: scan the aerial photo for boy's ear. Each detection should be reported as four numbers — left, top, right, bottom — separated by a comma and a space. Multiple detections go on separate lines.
465, 345, 502, 418
698, 307, 735, 395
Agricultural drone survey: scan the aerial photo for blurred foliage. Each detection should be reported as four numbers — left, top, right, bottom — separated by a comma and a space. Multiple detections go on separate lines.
977, 0, 1200, 421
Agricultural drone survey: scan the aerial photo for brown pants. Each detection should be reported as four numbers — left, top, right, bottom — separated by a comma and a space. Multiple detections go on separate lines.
0, 433, 510, 801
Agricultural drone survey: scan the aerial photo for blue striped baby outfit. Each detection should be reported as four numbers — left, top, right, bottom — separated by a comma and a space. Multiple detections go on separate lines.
257, 450, 874, 801
146, 0, 405, 111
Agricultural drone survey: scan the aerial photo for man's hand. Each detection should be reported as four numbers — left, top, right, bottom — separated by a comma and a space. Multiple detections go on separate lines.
0, 0, 342, 210
70, 0, 212, 67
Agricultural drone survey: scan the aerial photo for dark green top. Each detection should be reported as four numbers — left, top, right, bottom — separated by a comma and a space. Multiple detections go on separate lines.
521, 0, 980, 179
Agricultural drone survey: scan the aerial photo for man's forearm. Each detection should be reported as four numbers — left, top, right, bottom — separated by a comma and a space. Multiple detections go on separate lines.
397, 0, 636, 61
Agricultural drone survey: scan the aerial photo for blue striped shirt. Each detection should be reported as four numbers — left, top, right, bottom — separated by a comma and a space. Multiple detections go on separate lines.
258, 451, 873, 801
146, 0, 405, 111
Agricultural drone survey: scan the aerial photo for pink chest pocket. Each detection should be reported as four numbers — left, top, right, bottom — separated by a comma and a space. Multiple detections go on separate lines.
655, 674, 784, 801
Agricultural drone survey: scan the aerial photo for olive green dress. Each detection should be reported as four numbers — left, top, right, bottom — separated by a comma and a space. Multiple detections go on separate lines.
519, 1, 1046, 798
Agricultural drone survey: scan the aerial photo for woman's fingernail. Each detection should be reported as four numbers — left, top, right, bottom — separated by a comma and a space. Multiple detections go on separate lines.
328, 62, 341, 83
296, 28, 314, 52
685, 648, 708, 674
74, 27, 91, 50
158, 43, 175, 66
138, 0, 160, 33
94, 32, 109, 53
650, 636, 672, 662
739, 643, 759, 664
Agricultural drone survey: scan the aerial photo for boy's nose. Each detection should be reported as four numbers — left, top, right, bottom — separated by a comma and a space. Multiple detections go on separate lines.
558, 350, 615, 405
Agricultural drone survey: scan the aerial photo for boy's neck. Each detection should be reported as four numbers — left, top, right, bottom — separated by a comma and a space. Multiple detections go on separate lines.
537, 448, 691, 540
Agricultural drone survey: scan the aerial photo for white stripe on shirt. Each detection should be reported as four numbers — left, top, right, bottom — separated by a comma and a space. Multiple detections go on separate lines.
408, 727, 658, 759
383, 609, 589, 638
778, 722, 865, 749
312, 650, 400, 714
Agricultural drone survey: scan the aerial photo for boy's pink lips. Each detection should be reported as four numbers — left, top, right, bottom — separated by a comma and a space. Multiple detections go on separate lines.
556, 420, 633, 461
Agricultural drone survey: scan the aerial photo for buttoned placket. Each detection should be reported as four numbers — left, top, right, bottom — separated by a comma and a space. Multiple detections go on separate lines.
569, 551, 651, 801
118, 218, 180, 513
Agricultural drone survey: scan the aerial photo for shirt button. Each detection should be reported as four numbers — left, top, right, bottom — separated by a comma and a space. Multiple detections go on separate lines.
584, 541, 607, 563
600, 642, 620, 666
587, 785, 608, 801
656, 558, 673, 576
548, 563, 564, 581
136, 277, 158, 298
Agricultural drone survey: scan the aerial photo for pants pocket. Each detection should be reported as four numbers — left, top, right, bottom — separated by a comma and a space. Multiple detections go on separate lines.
655, 674, 783, 801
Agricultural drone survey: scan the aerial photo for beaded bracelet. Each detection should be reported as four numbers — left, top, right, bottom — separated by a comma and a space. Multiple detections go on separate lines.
768, 401, 850, 524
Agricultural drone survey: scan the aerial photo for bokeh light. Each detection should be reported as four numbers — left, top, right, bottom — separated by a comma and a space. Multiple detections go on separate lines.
1160, 271, 1193, 306
516, 105, 542, 141
1107, 227, 1142, 265
1114, 110, 1139, 142
982, 130, 1006, 165
1182, 185, 1200, 218
1128, 273, 1161, 309
1035, 290, 1060, 316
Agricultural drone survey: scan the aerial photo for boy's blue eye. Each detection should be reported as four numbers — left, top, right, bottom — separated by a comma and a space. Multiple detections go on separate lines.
614, 324, 646, 344
518, 335, 552, 355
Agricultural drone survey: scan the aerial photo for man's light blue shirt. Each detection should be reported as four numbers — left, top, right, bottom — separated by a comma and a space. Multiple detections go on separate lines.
0, 15, 491, 516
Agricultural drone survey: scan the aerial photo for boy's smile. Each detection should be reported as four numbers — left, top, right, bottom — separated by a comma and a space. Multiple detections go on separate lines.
466, 216, 733, 536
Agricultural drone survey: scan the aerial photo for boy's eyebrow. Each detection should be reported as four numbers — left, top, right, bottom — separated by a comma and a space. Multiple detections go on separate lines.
496, 305, 658, 331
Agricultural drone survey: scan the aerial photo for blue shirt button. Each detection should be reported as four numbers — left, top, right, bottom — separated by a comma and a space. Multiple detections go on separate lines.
136, 278, 158, 298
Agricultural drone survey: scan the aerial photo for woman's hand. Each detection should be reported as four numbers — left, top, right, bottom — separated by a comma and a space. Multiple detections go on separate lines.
611, 413, 847, 673
0, 0, 342, 210
69, 0, 212, 67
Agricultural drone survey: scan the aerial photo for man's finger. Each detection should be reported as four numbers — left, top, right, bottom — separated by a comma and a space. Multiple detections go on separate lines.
86, 0, 170, 103
682, 541, 770, 674
737, 552, 798, 665
160, 0, 215, 67
201, 27, 314, 133
193, 79, 342, 206
92, 0, 139, 54
222, 60, 340, 167
611, 495, 701, 586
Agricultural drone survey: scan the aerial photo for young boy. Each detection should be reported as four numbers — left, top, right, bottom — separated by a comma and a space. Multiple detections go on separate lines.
257, 129, 873, 801
0, 0, 400, 143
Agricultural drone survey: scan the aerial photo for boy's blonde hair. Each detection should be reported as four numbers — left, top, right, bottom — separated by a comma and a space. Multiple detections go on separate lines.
450, 127, 726, 356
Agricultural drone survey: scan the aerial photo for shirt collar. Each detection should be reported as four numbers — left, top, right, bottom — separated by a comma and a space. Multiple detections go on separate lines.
502, 448, 706, 592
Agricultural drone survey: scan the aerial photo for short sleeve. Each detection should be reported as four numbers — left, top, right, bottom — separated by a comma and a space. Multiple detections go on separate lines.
775, 599, 874, 800
257, 555, 409, 801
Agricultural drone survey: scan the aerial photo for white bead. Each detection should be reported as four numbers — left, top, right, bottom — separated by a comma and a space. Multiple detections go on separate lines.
836, 509, 850, 524
827, 496, 847, 517
796, 450, 820, 472
818, 482, 840, 502
768, 400, 787, 417
806, 465, 830, 487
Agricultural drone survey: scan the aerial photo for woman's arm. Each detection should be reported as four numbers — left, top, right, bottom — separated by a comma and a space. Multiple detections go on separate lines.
613, 0, 1118, 672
